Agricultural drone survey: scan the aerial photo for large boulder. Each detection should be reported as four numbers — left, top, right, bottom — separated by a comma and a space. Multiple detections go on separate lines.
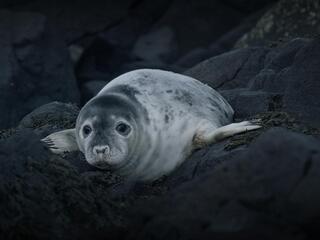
0, 10, 79, 129
122, 128, 320, 240
185, 47, 270, 89
235, 0, 320, 48
282, 39, 320, 127
0, 129, 123, 240
18, 101, 78, 132
0, 102, 127, 240
186, 38, 320, 126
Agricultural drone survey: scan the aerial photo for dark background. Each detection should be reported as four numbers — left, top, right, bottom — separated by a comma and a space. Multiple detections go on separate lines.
1, 0, 320, 239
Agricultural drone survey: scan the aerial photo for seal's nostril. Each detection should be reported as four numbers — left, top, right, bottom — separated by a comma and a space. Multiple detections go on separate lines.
94, 145, 109, 155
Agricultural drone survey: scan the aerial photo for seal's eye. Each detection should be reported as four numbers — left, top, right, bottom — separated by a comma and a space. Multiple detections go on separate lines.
116, 122, 131, 136
82, 125, 92, 137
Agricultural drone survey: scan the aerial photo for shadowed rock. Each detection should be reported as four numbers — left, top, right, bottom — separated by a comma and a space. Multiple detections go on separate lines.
0, 10, 79, 129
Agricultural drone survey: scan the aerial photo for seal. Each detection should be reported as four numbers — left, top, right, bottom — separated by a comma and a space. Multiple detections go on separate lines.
42, 69, 261, 180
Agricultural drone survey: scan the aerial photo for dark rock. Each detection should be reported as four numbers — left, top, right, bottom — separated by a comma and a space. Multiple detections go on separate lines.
118, 60, 180, 76
165, 141, 246, 189
185, 47, 269, 89
132, 26, 178, 65
18, 102, 92, 171
247, 69, 277, 91
249, 38, 310, 92
153, 0, 245, 57
0, 10, 79, 129
174, 8, 266, 70
222, 47, 270, 90
68, 44, 84, 64
0, 0, 31, 8
76, 0, 260, 85
208, 11, 264, 55
98, 0, 173, 50
75, 0, 173, 84
81, 81, 107, 104
235, 0, 320, 48
264, 38, 309, 73
221, 0, 277, 13
283, 39, 320, 127
8, 0, 135, 43
187, 38, 320, 127
221, 89, 277, 119
18, 102, 79, 133
122, 128, 320, 240
0, 129, 122, 240
75, 36, 125, 84
174, 47, 212, 69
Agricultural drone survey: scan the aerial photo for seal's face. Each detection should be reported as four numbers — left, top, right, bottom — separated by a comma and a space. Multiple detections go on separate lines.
76, 95, 138, 170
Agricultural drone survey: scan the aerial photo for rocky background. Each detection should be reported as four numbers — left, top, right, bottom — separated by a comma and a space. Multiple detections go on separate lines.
1, 0, 320, 239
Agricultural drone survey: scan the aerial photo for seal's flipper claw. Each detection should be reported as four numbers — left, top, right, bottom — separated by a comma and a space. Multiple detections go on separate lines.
249, 118, 262, 125
41, 128, 78, 154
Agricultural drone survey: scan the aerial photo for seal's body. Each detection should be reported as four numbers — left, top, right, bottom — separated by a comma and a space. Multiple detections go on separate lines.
43, 69, 260, 180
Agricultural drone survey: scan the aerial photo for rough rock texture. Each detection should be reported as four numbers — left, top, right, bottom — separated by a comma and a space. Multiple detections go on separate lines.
0, 102, 127, 240
123, 128, 320, 240
282, 39, 320, 127
0, 129, 123, 240
235, 0, 320, 48
0, 10, 79, 129
186, 38, 320, 126
185, 47, 269, 89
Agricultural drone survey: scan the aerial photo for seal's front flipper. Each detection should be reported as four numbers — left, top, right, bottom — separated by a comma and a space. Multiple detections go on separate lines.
41, 128, 78, 154
193, 119, 262, 149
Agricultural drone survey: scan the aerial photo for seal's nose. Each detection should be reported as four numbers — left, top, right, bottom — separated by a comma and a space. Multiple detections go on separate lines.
93, 145, 110, 155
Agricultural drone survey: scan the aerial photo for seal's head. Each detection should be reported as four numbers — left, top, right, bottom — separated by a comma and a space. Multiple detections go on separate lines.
75, 94, 140, 170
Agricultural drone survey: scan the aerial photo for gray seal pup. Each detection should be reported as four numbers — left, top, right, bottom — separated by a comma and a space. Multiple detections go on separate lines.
42, 69, 260, 180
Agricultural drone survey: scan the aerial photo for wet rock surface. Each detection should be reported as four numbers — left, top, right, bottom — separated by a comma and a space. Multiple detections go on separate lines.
1, 1, 320, 240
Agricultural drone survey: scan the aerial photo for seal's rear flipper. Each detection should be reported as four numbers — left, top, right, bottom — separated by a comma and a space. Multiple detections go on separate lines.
193, 119, 262, 149
41, 128, 78, 154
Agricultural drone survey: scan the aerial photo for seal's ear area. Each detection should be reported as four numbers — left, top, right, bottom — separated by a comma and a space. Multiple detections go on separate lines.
193, 119, 262, 149
41, 128, 78, 154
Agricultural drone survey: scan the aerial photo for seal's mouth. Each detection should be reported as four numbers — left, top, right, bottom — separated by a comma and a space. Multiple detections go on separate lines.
91, 154, 112, 169
93, 161, 111, 169
90, 154, 124, 170
84, 151, 111, 169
